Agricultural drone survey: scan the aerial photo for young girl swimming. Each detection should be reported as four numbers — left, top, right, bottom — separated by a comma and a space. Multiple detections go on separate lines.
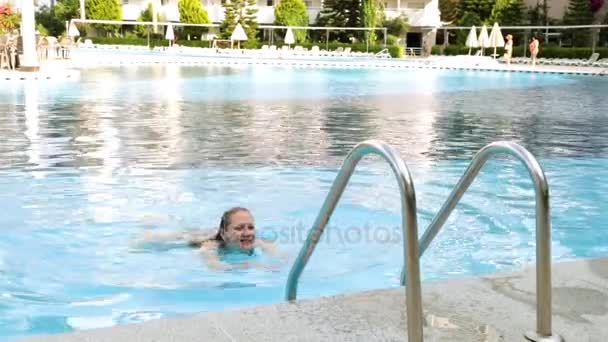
135, 207, 281, 271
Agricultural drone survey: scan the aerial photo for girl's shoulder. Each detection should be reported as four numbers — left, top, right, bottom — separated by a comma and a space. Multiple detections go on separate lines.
187, 229, 219, 248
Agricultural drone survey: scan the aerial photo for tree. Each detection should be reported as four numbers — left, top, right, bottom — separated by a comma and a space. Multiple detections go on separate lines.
133, 3, 154, 38
178, 0, 211, 39
458, 0, 496, 22
219, 0, 258, 47
35, 0, 80, 37
490, 0, 528, 25
242, 0, 259, 46
274, 0, 309, 43
54, 0, 81, 24
564, 0, 594, 46
219, 0, 238, 39
383, 14, 410, 37
317, 0, 361, 41
85, 0, 122, 34
456, 11, 482, 44
36, 5, 65, 36
439, 0, 460, 23
528, 1, 549, 26
380, 14, 409, 45
362, 0, 383, 43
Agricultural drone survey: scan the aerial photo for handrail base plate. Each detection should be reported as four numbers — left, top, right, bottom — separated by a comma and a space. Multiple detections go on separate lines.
525, 331, 565, 341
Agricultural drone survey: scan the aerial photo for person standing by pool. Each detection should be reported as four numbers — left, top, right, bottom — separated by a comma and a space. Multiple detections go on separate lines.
504, 34, 514, 65
529, 36, 540, 67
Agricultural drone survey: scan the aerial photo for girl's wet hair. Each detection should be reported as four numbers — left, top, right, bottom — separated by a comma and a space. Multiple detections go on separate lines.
215, 207, 250, 242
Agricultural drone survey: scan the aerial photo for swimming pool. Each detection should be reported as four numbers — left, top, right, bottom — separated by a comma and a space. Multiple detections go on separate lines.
1, 65, 608, 339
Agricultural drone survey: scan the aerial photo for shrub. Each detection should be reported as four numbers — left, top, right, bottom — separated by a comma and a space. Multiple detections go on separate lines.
431, 45, 608, 59
386, 34, 399, 46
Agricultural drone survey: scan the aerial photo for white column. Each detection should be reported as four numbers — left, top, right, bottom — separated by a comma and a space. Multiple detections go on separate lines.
80, 0, 85, 20
397, 0, 400, 11
19, 0, 39, 71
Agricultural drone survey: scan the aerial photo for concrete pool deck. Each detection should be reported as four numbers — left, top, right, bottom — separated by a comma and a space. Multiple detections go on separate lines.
21, 257, 608, 341
2, 48, 607, 82
67, 51, 608, 77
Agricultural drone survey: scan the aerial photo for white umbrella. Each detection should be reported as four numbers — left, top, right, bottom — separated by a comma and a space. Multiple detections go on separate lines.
465, 25, 478, 55
68, 21, 80, 37
230, 23, 248, 49
488, 22, 504, 58
478, 24, 490, 56
284, 27, 295, 47
165, 23, 175, 46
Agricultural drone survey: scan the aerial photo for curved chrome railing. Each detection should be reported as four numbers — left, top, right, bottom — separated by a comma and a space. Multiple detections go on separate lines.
285, 140, 424, 342
410, 141, 563, 342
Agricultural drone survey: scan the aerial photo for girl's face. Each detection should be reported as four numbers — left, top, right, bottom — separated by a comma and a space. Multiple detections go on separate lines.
222, 210, 256, 251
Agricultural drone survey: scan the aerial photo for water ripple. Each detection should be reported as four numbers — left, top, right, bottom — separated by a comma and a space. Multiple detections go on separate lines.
0, 66, 607, 339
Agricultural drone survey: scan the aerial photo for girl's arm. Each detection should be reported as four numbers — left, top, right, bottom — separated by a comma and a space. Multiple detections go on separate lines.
131, 229, 214, 248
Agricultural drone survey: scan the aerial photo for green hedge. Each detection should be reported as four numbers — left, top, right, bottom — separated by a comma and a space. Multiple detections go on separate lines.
432, 45, 608, 59
90, 36, 162, 47
89, 37, 404, 58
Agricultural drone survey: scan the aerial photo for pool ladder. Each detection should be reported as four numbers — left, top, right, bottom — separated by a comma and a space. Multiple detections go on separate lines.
285, 140, 564, 342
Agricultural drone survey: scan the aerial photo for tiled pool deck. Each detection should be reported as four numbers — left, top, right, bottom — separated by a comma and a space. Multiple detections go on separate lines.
21, 257, 608, 341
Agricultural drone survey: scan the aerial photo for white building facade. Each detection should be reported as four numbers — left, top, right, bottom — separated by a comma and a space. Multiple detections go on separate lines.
121, 0, 440, 27
120, 0, 440, 50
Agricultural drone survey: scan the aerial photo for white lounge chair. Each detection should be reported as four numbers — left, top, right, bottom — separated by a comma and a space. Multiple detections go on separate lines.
375, 48, 391, 59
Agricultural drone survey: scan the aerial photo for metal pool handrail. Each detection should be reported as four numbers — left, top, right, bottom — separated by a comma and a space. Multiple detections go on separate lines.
285, 140, 424, 342
412, 141, 563, 342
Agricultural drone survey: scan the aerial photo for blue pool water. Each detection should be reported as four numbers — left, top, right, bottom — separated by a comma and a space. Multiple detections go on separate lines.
1, 65, 608, 339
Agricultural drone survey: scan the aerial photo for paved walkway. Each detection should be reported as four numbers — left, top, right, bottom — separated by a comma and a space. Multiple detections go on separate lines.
21, 257, 608, 341
0, 64, 79, 81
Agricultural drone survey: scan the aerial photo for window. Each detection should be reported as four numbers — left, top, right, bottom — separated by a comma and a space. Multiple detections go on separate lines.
304, 0, 312, 7
267, 0, 274, 6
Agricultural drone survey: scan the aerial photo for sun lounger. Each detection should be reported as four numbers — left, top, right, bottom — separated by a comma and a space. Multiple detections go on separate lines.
593, 58, 608, 68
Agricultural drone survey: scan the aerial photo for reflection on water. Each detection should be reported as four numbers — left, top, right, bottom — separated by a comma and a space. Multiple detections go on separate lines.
1, 66, 608, 171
